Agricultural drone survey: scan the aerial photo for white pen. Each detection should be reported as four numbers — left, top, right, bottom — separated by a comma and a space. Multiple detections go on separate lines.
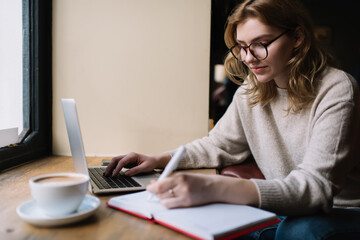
147, 145, 186, 201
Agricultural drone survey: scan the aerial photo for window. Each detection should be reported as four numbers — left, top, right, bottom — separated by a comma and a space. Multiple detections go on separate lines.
0, 0, 52, 171
0, 0, 23, 137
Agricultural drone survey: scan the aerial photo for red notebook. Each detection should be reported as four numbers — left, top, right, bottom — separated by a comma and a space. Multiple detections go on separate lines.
107, 191, 280, 240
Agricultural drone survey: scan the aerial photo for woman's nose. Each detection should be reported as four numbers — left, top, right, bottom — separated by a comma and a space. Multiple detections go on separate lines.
243, 50, 258, 64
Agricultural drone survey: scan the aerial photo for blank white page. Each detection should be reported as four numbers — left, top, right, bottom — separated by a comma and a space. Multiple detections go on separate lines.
154, 203, 277, 239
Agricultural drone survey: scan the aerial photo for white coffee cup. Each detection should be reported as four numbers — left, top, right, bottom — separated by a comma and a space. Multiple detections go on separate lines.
29, 172, 89, 217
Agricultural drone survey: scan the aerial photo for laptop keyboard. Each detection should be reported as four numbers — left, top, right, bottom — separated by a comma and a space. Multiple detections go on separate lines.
88, 168, 141, 189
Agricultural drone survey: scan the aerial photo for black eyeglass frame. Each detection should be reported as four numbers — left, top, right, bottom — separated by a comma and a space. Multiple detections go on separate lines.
229, 29, 290, 62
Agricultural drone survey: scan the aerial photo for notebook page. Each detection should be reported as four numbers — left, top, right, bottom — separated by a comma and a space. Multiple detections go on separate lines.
153, 203, 277, 239
108, 191, 168, 219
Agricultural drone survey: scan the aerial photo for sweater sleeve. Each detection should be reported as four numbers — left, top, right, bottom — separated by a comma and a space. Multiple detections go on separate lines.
176, 88, 252, 169
252, 71, 360, 215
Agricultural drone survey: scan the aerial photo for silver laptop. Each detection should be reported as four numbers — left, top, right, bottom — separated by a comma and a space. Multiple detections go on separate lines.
61, 98, 160, 194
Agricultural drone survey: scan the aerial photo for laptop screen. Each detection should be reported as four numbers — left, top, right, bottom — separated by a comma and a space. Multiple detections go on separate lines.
62, 98, 89, 176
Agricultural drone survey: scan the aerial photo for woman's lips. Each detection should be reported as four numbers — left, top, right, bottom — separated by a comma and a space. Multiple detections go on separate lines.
251, 66, 267, 74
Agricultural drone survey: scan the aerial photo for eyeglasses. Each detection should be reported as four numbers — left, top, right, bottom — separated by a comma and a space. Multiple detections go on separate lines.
229, 30, 289, 62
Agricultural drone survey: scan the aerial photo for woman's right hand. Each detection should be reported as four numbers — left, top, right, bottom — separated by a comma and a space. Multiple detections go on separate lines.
103, 152, 171, 177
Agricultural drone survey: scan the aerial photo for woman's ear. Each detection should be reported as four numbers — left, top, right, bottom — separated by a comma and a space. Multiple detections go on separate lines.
293, 26, 305, 48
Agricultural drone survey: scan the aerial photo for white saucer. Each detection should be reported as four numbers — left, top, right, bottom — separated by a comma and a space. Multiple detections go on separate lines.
16, 194, 100, 227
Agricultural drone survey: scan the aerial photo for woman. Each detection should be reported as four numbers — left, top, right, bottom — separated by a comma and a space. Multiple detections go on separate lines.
105, 0, 360, 239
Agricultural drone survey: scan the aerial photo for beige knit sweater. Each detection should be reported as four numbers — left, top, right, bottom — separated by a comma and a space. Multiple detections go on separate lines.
176, 67, 360, 215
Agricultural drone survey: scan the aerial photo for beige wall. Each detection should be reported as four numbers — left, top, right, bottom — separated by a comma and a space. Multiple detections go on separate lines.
53, 0, 211, 156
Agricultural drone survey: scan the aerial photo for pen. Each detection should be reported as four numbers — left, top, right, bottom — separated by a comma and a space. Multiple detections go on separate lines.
147, 145, 186, 201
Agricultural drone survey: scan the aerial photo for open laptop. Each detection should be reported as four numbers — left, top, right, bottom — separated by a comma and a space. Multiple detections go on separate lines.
61, 98, 160, 194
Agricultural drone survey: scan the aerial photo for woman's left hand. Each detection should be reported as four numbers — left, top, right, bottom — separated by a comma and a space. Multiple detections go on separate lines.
146, 172, 259, 209
147, 173, 220, 208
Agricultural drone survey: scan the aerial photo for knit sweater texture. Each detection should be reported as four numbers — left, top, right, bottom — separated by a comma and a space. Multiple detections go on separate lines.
175, 67, 360, 215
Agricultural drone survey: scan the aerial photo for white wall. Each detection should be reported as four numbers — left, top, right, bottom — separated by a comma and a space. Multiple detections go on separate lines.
53, 0, 211, 156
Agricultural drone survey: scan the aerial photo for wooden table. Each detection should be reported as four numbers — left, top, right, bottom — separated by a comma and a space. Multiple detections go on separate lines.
0, 156, 216, 240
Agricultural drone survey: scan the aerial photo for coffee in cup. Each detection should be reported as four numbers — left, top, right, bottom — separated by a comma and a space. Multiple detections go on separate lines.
29, 172, 89, 217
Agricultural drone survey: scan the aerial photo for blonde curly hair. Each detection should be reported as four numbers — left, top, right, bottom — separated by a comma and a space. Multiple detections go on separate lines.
224, 0, 336, 113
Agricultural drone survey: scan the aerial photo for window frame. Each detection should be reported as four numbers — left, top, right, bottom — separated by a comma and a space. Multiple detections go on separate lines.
0, 0, 52, 171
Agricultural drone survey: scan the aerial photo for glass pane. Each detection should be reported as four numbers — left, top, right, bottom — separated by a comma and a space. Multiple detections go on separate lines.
0, 0, 23, 138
